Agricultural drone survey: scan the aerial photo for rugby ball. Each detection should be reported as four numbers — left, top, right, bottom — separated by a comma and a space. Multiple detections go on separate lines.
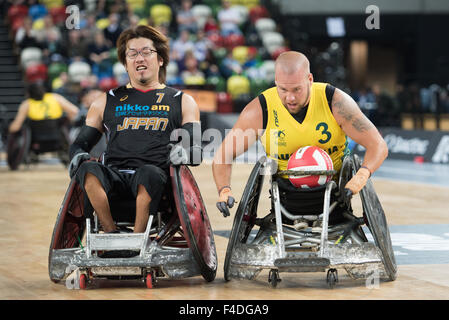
287, 146, 333, 188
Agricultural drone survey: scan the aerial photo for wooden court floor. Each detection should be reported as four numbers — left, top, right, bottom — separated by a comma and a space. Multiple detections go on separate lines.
1, 160, 449, 300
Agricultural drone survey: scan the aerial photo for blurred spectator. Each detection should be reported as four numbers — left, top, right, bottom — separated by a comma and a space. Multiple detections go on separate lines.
42, 28, 67, 61
176, 0, 197, 34
66, 29, 89, 62
442, 86, 449, 113
103, 13, 123, 47
171, 30, 195, 63
54, 72, 83, 105
219, 51, 242, 78
204, 15, 219, 35
406, 84, 423, 129
353, 87, 377, 120
97, 0, 128, 17
80, 74, 100, 91
128, 14, 140, 29
81, 13, 100, 43
429, 84, 443, 130
88, 31, 112, 79
15, 16, 41, 49
28, 0, 48, 21
199, 48, 219, 78
420, 86, 432, 113
217, 0, 243, 37
242, 47, 260, 69
35, 14, 62, 44
75, 88, 103, 126
181, 51, 206, 85
372, 84, 399, 127
193, 30, 213, 62
64, 0, 86, 11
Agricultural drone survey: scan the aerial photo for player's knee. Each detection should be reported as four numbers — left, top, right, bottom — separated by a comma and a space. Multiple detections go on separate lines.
76, 161, 97, 177
137, 184, 152, 202
137, 164, 167, 185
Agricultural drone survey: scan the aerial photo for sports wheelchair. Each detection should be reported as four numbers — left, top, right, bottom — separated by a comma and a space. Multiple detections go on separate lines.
7, 118, 71, 170
48, 164, 217, 289
224, 154, 396, 288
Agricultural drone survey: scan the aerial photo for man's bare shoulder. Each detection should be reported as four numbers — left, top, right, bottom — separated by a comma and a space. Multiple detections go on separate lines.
332, 87, 375, 133
85, 92, 107, 130
233, 97, 263, 130
89, 92, 107, 111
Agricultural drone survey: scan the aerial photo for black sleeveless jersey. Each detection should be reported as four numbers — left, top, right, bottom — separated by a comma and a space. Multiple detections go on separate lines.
102, 85, 183, 170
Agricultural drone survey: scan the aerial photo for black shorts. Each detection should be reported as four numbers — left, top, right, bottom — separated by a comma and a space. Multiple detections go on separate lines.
75, 161, 168, 216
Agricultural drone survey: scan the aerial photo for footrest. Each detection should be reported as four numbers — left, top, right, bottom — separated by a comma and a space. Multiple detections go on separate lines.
274, 257, 330, 272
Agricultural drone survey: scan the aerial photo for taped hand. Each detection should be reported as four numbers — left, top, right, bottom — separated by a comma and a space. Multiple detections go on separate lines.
216, 186, 235, 217
68, 152, 90, 178
344, 167, 371, 195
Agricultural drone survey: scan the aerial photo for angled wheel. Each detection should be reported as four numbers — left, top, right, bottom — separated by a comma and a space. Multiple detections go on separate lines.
224, 156, 266, 281
6, 126, 31, 170
48, 178, 88, 282
352, 154, 397, 281
145, 272, 155, 289
326, 268, 338, 288
79, 274, 87, 290
268, 269, 281, 288
171, 165, 217, 282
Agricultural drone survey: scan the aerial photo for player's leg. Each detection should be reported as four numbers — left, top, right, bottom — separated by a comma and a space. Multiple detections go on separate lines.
84, 172, 116, 232
134, 184, 152, 233
132, 165, 168, 233
76, 162, 117, 233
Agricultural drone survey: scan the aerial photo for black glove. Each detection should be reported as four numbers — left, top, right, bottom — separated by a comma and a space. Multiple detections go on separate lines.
169, 144, 188, 166
68, 152, 90, 178
216, 186, 235, 217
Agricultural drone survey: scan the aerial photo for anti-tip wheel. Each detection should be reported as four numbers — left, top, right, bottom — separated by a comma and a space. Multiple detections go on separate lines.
326, 268, 338, 289
268, 269, 281, 288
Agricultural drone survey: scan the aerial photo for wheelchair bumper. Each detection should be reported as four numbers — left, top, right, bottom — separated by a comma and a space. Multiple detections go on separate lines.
226, 241, 387, 281
49, 244, 201, 281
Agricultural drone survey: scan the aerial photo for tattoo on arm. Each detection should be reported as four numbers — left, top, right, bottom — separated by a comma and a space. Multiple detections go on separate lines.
333, 93, 374, 132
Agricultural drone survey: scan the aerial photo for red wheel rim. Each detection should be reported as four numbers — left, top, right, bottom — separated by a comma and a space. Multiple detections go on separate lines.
146, 274, 153, 289
171, 166, 217, 282
79, 274, 87, 289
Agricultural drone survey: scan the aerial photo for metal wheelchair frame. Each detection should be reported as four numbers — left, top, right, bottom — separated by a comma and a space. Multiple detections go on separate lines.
225, 155, 396, 288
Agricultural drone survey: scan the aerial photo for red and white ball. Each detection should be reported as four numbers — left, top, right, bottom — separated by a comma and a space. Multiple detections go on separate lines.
287, 146, 334, 189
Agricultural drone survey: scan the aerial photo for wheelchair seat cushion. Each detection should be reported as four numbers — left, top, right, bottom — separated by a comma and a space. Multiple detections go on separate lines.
108, 181, 174, 224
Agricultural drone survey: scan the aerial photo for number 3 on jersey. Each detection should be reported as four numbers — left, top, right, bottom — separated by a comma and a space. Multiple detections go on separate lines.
316, 122, 332, 144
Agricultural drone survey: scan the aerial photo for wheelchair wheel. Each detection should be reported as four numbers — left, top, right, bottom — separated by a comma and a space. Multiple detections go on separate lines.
6, 126, 31, 170
48, 178, 87, 282
56, 125, 71, 167
171, 165, 217, 282
352, 154, 397, 281
224, 156, 266, 281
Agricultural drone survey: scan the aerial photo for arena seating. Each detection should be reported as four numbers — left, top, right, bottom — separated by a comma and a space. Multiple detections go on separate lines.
5, 0, 285, 114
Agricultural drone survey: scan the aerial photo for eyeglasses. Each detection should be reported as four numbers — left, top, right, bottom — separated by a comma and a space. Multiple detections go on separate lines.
126, 47, 157, 59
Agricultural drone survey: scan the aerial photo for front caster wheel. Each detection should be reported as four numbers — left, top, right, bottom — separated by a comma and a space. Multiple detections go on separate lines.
327, 268, 338, 289
268, 269, 281, 288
